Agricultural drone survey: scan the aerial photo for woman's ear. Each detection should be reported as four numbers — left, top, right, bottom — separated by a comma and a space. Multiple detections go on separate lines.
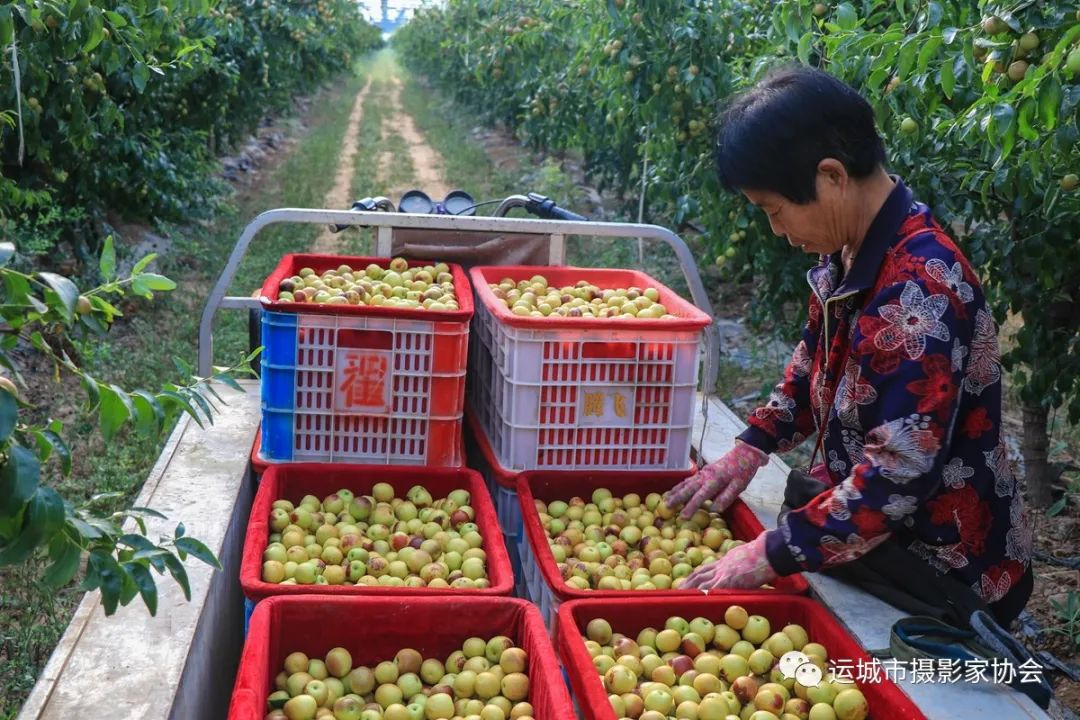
817, 158, 849, 191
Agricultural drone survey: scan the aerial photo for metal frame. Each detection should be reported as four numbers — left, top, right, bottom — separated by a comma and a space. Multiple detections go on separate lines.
197, 208, 721, 394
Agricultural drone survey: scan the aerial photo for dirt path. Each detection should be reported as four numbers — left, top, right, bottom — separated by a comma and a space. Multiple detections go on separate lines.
311, 69, 450, 254
312, 79, 373, 254
377, 76, 449, 201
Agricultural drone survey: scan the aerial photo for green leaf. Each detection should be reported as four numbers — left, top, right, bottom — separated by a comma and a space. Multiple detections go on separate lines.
1017, 98, 1038, 142
81, 374, 100, 409
33, 429, 71, 475
797, 32, 813, 65
835, 3, 857, 30
0, 446, 41, 517
0, 387, 16, 442
88, 550, 123, 615
38, 272, 80, 320
131, 254, 157, 276
97, 384, 130, 441
43, 535, 82, 588
175, 522, 185, 538
162, 553, 191, 601
1046, 495, 1067, 517
136, 273, 176, 291
3, 273, 30, 307
175, 536, 221, 570
71, 516, 104, 541
131, 277, 152, 299
99, 236, 116, 282
916, 36, 942, 74
132, 62, 150, 93
212, 372, 243, 392
128, 506, 167, 520
132, 547, 169, 562
158, 390, 205, 428
79, 551, 101, 591
940, 55, 956, 99
0, 6, 12, 46
83, 9, 105, 53
897, 38, 917, 80
104, 10, 127, 27
0, 487, 63, 565
1038, 76, 1062, 131
187, 390, 215, 425
127, 562, 158, 615
119, 533, 158, 553
0, 242, 14, 268
131, 390, 165, 436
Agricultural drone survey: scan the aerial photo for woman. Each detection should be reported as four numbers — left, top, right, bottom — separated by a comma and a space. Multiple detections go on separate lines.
667, 66, 1034, 625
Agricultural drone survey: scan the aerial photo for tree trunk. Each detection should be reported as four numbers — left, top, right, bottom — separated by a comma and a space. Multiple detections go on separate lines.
1022, 401, 1053, 508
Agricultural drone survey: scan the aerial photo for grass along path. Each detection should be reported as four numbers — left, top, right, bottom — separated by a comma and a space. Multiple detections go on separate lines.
0, 55, 379, 718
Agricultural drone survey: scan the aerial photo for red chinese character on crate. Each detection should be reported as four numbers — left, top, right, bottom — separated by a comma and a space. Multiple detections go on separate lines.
337, 353, 389, 409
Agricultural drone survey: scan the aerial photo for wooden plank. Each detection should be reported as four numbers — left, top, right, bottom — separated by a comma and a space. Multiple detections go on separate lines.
18, 382, 261, 720
693, 393, 1051, 720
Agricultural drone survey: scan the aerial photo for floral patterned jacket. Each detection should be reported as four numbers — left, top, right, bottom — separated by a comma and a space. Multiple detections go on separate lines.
738, 178, 1034, 609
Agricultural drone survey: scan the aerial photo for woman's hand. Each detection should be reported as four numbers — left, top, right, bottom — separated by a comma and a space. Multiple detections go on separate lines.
664, 440, 769, 519
681, 533, 778, 590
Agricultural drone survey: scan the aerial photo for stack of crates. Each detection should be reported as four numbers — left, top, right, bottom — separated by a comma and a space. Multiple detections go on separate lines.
235, 256, 578, 720
464, 265, 713, 614
241, 254, 503, 632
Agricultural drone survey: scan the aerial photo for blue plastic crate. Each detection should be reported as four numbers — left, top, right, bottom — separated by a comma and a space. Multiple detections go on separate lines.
494, 481, 523, 541
243, 597, 256, 637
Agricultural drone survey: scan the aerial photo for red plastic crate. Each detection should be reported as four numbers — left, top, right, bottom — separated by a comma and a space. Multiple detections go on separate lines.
516, 471, 810, 624
258, 254, 471, 466
558, 596, 926, 720
229, 596, 577, 719
240, 464, 513, 600
467, 265, 711, 471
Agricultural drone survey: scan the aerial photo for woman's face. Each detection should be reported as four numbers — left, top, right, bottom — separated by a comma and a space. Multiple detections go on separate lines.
742, 163, 850, 257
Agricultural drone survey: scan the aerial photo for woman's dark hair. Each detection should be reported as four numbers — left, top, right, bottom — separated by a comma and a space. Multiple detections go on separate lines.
713, 65, 885, 203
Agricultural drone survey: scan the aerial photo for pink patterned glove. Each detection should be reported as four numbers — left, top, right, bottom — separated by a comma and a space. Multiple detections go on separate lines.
682, 532, 778, 590
664, 440, 769, 519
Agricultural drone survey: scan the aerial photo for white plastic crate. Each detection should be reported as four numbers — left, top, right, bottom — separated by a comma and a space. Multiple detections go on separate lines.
467, 266, 710, 472
521, 538, 559, 637
463, 408, 525, 541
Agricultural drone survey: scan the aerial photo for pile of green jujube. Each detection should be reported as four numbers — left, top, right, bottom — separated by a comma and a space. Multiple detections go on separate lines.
488, 275, 676, 319
262, 484, 490, 589
534, 489, 753, 591
265, 638, 534, 720
584, 608, 870, 720
277, 257, 459, 311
